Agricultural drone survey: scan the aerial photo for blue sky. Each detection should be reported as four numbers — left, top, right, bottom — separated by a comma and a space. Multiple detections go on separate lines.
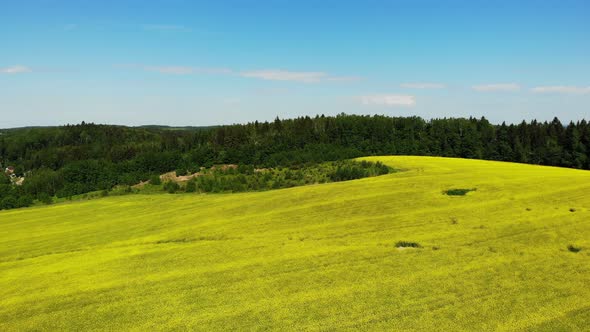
1, 0, 589, 127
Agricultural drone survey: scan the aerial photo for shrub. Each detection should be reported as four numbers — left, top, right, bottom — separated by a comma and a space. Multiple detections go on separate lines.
185, 179, 197, 193
149, 175, 162, 185
0, 173, 10, 185
1, 196, 18, 209
37, 192, 53, 205
17, 195, 34, 208
444, 188, 477, 196
164, 181, 180, 194
395, 241, 422, 248
567, 244, 582, 253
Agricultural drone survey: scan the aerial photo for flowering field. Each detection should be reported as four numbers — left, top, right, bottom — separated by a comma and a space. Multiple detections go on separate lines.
1, 156, 589, 330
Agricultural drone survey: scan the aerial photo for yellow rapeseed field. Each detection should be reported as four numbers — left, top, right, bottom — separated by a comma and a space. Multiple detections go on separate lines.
1, 156, 589, 331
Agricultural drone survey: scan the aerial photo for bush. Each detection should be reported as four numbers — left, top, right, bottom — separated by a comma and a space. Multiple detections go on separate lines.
164, 181, 180, 194
37, 192, 53, 205
149, 175, 161, 185
567, 244, 582, 253
395, 241, 422, 248
17, 195, 34, 208
1, 196, 17, 210
444, 188, 477, 196
185, 179, 197, 193
0, 174, 11, 185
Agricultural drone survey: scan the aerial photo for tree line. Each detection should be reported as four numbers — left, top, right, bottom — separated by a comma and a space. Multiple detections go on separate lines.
0, 114, 588, 210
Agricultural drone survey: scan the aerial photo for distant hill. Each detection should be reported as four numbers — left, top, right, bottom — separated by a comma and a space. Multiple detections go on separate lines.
1, 124, 218, 131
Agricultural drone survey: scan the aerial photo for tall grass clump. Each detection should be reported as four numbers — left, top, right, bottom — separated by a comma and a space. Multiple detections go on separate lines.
395, 241, 422, 248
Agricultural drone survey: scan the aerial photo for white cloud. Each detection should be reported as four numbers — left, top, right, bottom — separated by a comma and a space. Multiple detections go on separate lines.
472, 83, 521, 92
400, 82, 446, 89
240, 70, 327, 83
360, 94, 416, 107
0, 65, 32, 74
239, 69, 359, 83
133, 65, 357, 83
326, 76, 362, 82
144, 66, 232, 75
531, 86, 590, 95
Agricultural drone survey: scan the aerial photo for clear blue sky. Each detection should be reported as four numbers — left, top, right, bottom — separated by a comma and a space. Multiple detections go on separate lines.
1, 0, 589, 127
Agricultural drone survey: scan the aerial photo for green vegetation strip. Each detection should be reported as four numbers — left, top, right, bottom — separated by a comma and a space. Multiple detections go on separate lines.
2, 115, 590, 211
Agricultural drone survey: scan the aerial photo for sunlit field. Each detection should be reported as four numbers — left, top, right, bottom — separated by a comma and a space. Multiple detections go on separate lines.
1, 156, 589, 331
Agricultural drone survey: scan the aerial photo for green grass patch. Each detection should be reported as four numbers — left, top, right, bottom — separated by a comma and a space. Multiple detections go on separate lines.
444, 188, 477, 196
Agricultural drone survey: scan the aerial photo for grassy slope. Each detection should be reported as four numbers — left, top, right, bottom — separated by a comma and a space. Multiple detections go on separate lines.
1, 156, 590, 331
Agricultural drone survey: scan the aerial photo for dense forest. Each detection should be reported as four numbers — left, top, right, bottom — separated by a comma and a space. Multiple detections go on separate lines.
1, 114, 589, 210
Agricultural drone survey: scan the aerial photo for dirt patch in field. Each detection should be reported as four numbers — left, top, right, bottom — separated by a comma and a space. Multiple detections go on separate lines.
210, 164, 238, 172
160, 171, 202, 182
133, 164, 242, 188
133, 180, 149, 189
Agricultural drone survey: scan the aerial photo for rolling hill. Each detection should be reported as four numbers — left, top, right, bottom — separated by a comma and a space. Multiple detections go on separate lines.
1, 156, 589, 331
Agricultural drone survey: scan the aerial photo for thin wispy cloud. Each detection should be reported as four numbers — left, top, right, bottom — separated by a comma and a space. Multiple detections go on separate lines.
144, 66, 232, 75
400, 82, 446, 89
472, 83, 521, 92
125, 64, 357, 83
326, 76, 362, 82
531, 86, 590, 95
240, 69, 359, 83
240, 70, 327, 83
360, 94, 416, 107
0, 65, 32, 74
142, 24, 189, 31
